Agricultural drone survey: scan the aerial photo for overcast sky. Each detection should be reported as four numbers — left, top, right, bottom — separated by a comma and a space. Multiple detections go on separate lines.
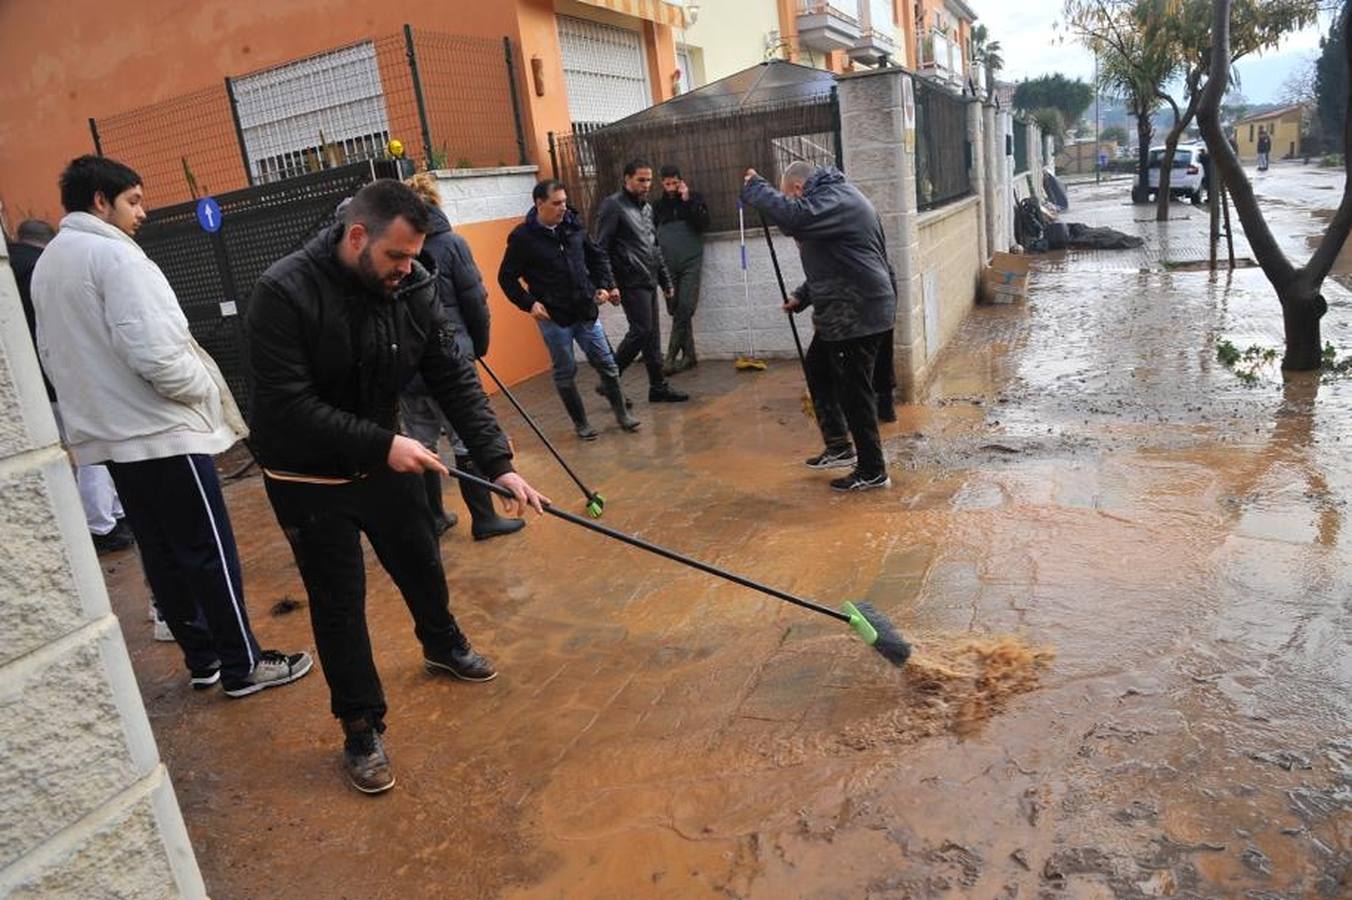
975, 2, 1336, 104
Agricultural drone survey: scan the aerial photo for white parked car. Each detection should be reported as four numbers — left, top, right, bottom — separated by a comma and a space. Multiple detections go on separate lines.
1146, 143, 1209, 203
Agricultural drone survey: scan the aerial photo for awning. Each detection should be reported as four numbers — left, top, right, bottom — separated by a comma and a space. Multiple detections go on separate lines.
575, 0, 686, 29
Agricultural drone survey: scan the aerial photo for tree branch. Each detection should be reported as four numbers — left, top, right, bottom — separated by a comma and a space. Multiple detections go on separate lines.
1197, 0, 1295, 285
1303, 6, 1352, 283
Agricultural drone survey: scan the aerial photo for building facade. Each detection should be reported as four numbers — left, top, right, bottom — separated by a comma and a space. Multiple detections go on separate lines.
1234, 104, 1306, 163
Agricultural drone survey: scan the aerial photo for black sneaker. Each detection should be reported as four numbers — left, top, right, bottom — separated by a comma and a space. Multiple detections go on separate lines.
424, 635, 497, 682
830, 470, 892, 493
223, 650, 313, 698
343, 727, 395, 794
189, 662, 221, 690
92, 521, 135, 555
805, 447, 856, 469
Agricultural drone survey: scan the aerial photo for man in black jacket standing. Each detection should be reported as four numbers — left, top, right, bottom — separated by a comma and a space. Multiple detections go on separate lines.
654, 165, 711, 375
596, 159, 688, 403
742, 162, 896, 492
498, 179, 640, 438
247, 180, 548, 794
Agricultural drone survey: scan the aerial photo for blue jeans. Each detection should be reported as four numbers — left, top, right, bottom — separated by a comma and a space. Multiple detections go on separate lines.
537, 318, 619, 387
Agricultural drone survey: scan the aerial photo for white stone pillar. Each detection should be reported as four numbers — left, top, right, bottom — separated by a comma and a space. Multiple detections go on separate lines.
0, 245, 205, 896
982, 102, 1000, 256
838, 67, 926, 400
967, 98, 988, 265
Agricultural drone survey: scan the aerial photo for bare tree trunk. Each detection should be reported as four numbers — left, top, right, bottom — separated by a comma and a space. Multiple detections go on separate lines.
1133, 113, 1153, 203
1197, 0, 1352, 371
1154, 131, 1180, 220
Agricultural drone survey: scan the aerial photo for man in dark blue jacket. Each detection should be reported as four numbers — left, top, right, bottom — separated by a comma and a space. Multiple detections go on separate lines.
400, 174, 524, 540
742, 163, 896, 492
498, 179, 640, 438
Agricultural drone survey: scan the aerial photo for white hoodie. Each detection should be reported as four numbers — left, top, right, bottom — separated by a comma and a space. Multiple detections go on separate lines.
31, 212, 247, 465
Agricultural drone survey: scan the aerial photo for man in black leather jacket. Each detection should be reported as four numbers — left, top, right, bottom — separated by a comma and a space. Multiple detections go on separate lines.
595, 159, 689, 403
246, 179, 548, 794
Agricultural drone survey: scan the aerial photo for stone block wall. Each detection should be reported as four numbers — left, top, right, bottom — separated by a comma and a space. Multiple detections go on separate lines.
917, 196, 983, 359
432, 165, 538, 227
0, 244, 204, 897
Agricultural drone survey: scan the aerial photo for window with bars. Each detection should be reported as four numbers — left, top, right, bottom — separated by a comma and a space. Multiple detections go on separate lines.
556, 15, 652, 131
232, 41, 392, 184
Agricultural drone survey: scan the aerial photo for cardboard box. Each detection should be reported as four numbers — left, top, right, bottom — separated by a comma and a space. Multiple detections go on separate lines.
982, 252, 1033, 305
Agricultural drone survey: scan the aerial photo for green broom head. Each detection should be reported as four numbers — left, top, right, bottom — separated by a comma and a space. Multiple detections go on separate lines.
841, 600, 912, 667
586, 493, 605, 518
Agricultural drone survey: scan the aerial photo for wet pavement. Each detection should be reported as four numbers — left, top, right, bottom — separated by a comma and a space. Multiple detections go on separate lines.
103, 161, 1352, 898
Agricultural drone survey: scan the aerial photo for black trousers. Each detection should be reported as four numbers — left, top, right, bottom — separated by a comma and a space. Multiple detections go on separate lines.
803, 331, 888, 477
613, 285, 665, 387
107, 454, 261, 680
264, 469, 463, 726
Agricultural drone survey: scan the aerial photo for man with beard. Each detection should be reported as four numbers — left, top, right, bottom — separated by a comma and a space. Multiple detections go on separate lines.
246, 179, 548, 793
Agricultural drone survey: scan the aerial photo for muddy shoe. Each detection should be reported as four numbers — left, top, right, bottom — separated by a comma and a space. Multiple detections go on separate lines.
424, 635, 497, 682
648, 384, 689, 403
343, 727, 395, 795
805, 446, 856, 469
223, 650, 313, 698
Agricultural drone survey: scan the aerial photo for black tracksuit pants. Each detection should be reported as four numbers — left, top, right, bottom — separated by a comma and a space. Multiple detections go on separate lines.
107, 454, 261, 681
804, 331, 888, 477
264, 468, 464, 726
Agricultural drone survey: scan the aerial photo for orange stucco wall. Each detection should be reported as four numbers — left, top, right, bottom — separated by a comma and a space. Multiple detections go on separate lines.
458, 216, 553, 391
0, 1, 529, 226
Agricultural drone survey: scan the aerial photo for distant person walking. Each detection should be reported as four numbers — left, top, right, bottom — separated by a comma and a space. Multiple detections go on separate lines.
1257, 129, 1271, 172
32, 155, 312, 697
498, 179, 640, 439
596, 159, 689, 403
653, 165, 710, 375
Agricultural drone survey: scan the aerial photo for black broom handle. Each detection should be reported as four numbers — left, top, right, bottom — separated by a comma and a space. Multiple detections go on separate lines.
446, 466, 850, 624
757, 213, 810, 369
476, 358, 597, 500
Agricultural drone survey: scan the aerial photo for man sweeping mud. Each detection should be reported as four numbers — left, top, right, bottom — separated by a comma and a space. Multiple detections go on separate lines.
742, 162, 897, 492
246, 179, 547, 794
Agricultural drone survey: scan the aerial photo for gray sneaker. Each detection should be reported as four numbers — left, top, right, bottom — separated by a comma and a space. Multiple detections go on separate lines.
222, 650, 313, 698
343, 728, 395, 795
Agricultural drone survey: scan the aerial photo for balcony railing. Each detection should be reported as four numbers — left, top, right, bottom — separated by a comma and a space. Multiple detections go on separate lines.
796, 0, 862, 53
918, 29, 964, 87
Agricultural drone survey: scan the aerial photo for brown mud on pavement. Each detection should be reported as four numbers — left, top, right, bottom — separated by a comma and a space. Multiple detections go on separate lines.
102, 161, 1352, 898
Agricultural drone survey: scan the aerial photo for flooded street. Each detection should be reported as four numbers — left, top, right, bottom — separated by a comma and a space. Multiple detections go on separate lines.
106, 162, 1352, 898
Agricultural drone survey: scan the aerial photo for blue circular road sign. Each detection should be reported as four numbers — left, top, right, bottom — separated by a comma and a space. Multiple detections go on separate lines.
196, 197, 222, 233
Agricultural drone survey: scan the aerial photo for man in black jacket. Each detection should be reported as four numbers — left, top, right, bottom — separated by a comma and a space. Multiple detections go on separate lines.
742, 162, 896, 492
498, 179, 640, 439
595, 159, 688, 403
247, 180, 547, 794
654, 165, 711, 375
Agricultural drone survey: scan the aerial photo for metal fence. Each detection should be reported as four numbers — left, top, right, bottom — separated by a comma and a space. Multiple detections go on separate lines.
913, 77, 973, 211
134, 162, 382, 416
550, 91, 840, 233
1013, 115, 1029, 173
93, 29, 527, 209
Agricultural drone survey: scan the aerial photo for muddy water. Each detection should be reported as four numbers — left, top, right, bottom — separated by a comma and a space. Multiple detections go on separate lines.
106, 164, 1352, 898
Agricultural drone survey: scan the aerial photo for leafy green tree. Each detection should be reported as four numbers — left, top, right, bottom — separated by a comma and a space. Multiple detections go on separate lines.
1316, 3, 1348, 153
1013, 74, 1095, 129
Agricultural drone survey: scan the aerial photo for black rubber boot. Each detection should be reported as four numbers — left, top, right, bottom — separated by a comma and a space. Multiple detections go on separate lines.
558, 382, 598, 441
424, 470, 457, 534
601, 375, 642, 431
455, 455, 525, 541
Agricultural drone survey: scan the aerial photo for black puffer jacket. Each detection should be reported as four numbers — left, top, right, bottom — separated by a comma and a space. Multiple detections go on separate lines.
594, 188, 672, 292
498, 207, 614, 328
741, 167, 896, 342
246, 224, 514, 480
423, 204, 491, 358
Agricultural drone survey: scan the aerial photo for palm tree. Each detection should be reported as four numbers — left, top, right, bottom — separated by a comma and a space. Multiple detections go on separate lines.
971, 24, 1004, 95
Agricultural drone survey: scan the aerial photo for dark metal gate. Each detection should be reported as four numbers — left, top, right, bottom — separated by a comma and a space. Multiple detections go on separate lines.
135, 161, 383, 417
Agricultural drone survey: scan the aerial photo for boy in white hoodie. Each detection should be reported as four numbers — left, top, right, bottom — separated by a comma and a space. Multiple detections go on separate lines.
31, 155, 311, 698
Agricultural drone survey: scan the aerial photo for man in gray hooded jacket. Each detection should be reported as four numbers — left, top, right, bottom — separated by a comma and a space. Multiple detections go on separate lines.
742, 162, 896, 492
